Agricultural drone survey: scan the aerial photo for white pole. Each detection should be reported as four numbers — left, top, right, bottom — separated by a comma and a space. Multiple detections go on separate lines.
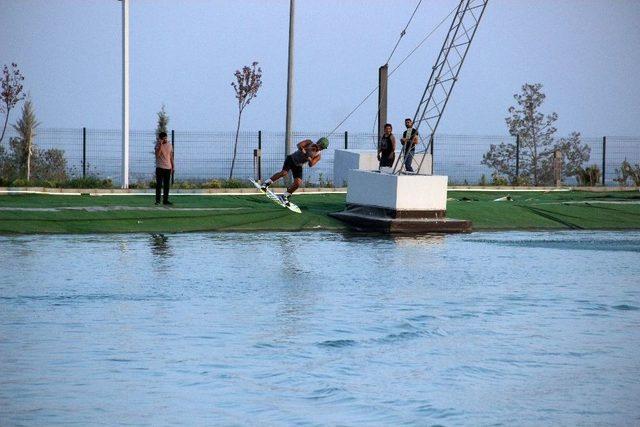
121, 0, 130, 189
284, 0, 295, 158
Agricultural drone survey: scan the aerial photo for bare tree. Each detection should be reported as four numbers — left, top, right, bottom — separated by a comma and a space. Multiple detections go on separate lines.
229, 62, 262, 179
0, 63, 26, 145
483, 83, 589, 185
12, 97, 40, 181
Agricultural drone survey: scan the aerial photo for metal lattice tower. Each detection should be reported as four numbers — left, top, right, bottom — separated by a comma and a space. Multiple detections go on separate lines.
394, 0, 488, 175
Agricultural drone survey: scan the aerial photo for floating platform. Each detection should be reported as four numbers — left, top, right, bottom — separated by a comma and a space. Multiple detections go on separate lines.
330, 170, 472, 233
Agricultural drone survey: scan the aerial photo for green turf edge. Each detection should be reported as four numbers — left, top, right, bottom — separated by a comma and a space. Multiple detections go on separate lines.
0, 192, 638, 234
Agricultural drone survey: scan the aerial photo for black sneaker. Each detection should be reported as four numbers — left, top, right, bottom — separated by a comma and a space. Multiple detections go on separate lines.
163, 201, 173, 206
260, 183, 270, 192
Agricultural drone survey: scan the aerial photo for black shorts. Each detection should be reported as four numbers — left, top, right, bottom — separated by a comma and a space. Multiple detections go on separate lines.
282, 155, 303, 179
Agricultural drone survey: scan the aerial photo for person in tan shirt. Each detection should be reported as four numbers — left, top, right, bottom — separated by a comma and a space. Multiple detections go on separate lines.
154, 132, 174, 205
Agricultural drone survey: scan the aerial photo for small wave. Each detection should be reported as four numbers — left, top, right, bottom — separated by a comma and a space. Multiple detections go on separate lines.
612, 304, 639, 311
317, 339, 357, 348
305, 386, 345, 400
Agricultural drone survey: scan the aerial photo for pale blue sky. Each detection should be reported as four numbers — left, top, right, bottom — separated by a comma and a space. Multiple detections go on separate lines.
2, 0, 639, 136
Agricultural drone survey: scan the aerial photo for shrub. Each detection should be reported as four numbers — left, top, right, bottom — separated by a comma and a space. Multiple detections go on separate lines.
491, 172, 508, 186
576, 165, 601, 186
222, 178, 246, 188
64, 177, 114, 189
201, 179, 222, 189
614, 160, 640, 186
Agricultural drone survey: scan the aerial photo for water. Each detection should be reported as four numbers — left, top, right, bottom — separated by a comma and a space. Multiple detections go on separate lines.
1, 231, 639, 426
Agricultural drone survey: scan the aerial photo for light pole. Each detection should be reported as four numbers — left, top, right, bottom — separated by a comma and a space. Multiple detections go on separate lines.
120, 0, 130, 189
284, 0, 295, 158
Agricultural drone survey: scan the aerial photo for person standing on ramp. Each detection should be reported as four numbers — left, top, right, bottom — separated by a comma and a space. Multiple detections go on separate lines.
261, 137, 329, 206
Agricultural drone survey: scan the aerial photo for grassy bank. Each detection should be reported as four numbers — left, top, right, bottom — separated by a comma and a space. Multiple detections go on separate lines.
0, 190, 638, 234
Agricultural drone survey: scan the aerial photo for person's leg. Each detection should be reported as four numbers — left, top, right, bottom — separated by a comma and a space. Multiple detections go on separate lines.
162, 169, 171, 203
264, 156, 293, 189
404, 148, 414, 172
281, 166, 302, 205
268, 170, 288, 183
287, 177, 302, 194
155, 168, 162, 204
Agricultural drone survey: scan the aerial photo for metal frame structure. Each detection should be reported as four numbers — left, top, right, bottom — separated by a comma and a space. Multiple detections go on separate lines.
393, 0, 489, 175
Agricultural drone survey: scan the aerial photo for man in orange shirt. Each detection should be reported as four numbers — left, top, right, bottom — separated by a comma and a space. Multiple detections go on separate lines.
154, 131, 174, 205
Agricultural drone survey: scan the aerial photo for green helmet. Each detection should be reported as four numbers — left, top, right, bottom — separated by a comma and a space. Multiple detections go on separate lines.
317, 137, 329, 149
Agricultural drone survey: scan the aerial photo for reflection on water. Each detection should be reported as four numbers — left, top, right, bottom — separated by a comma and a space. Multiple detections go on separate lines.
0, 231, 639, 426
150, 233, 172, 257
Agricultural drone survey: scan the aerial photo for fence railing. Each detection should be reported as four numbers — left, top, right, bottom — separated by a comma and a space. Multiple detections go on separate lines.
1, 128, 639, 186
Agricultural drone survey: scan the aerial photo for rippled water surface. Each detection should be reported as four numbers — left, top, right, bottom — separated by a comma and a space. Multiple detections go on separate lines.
1, 231, 639, 426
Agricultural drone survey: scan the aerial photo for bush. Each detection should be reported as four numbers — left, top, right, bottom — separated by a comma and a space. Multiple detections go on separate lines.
614, 160, 640, 186
222, 178, 247, 188
33, 148, 68, 182
10, 178, 29, 187
491, 172, 508, 186
576, 165, 601, 186
201, 179, 222, 189
1, 138, 69, 183
64, 177, 114, 189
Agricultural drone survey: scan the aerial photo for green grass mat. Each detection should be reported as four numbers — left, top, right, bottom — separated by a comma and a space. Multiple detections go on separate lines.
0, 191, 638, 233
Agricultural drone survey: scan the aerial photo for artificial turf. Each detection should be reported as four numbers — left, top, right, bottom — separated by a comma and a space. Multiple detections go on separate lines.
0, 190, 638, 234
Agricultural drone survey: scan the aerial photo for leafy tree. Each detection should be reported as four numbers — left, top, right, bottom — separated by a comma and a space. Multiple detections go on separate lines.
229, 62, 262, 179
12, 97, 40, 181
156, 104, 169, 138
0, 63, 26, 145
555, 131, 590, 178
482, 83, 590, 185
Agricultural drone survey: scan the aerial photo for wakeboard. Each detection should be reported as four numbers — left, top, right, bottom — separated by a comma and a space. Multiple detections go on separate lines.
249, 178, 302, 214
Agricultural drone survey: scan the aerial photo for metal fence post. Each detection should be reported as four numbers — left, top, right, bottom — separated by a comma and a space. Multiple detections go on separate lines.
344, 131, 348, 149
82, 127, 87, 179
515, 134, 520, 182
430, 134, 434, 174
258, 130, 262, 181
601, 136, 606, 186
171, 129, 175, 185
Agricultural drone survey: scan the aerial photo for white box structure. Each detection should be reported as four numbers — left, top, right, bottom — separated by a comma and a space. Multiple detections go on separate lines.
347, 170, 447, 212
333, 149, 432, 186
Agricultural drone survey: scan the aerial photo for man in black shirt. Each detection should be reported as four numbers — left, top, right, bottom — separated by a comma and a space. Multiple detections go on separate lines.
377, 123, 396, 169
401, 118, 419, 172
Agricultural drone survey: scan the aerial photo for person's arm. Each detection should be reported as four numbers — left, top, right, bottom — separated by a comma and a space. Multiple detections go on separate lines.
412, 131, 419, 147
390, 135, 397, 153
296, 139, 313, 152
154, 140, 161, 155
308, 153, 321, 168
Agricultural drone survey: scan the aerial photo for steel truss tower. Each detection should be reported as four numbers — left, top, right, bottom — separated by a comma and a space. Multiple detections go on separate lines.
394, 0, 489, 175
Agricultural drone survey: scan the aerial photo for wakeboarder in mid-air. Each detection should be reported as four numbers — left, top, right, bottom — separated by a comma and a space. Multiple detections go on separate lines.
260, 137, 329, 206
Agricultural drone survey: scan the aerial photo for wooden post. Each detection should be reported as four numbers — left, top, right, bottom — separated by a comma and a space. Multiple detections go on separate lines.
378, 64, 388, 147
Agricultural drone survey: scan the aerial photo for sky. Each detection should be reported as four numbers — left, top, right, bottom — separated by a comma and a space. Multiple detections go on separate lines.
2, 0, 640, 136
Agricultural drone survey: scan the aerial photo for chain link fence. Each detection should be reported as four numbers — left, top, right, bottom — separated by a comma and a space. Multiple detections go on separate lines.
1, 128, 638, 186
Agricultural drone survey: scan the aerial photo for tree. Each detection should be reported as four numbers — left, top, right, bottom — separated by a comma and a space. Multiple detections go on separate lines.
229, 62, 262, 179
12, 97, 40, 181
482, 83, 590, 185
554, 131, 590, 178
1, 63, 26, 145
156, 104, 169, 138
